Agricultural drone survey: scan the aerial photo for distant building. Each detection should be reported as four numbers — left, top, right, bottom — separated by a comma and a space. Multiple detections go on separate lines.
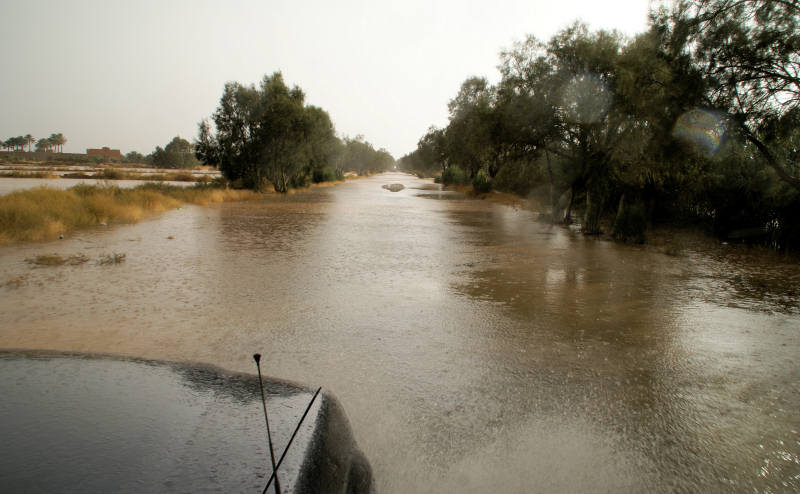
87, 147, 121, 161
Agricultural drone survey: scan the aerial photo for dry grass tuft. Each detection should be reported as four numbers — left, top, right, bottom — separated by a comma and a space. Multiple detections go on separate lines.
26, 253, 90, 266
165, 171, 197, 182
98, 252, 126, 265
26, 254, 66, 266
0, 183, 260, 244
0, 170, 59, 179
2, 275, 27, 289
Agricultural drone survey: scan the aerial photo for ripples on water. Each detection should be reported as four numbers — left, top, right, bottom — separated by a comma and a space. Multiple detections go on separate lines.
1, 173, 798, 492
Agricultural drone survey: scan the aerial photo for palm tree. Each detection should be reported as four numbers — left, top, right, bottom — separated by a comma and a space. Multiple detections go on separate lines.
48, 133, 66, 153
35, 137, 52, 152
24, 134, 34, 152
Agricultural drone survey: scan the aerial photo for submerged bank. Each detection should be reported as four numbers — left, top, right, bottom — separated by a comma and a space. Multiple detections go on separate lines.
0, 183, 260, 244
442, 183, 800, 259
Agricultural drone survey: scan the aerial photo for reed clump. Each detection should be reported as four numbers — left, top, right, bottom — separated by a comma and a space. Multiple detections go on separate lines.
156, 171, 198, 182
25, 254, 90, 266
98, 252, 126, 265
0, 170, 59, 179
0, 183, 260, 244
2, 275, 27, 289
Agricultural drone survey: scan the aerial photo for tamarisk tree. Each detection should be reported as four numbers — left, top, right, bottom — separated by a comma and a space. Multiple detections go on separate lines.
657, 0, 800, 190
196, 72, 336, 192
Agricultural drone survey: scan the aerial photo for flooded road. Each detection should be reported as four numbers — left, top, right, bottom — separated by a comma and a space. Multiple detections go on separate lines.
1, 172, 798, 492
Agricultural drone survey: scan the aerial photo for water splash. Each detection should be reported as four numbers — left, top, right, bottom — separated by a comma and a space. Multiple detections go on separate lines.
672, 108, 726, 156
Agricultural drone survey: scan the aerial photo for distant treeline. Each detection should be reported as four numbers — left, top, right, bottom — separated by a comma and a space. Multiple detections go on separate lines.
2, 133, 66, 153
123, 136, 201, 169
195, 72, 394, 192
399, 0, 800, 250
1, 132, 200, 169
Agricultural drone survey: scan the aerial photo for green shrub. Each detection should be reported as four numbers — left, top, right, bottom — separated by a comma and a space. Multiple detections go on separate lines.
613, 201, 648, 243
472, 169, 492, 194
492, 159, 545, 196
312, 167, 342, 183
99, 168, 123, 180
290, 173, 310, 188
441, 165, 466, 185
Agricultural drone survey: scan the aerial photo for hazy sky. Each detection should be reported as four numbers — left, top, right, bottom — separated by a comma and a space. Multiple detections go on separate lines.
0, 0, 652, 158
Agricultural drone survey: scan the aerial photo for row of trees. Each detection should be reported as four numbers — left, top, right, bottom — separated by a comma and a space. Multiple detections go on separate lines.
149, 136, 200, 168
120, 137, 200, 168
196, 72, 394, 192
1, 133, 66, 153
399, 0, 799, 249
2, 132, 205, 169
338, 135, 395, 177
1, 132, 200, 169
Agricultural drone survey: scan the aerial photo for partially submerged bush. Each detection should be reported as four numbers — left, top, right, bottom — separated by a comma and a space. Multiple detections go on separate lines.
165, 171, 196, 182
98, 168, 124, 180
312, 167, 343, 183
492, 159, 545, 196
613, 200, 648, 243
98, 253, 126, 265
441, 165, 467, 185
61, 172, 93, 179
0, 170, 58, 179
25, 254, 89, 266
289, 173, 309, 188
471, 169, 492, 194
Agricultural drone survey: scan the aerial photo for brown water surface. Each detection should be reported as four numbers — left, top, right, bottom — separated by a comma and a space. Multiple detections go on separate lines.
1, 172, 799, 492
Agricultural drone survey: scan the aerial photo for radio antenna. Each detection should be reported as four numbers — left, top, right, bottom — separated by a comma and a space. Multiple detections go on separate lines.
253, 353, 281, 494
262, 386, 322, 494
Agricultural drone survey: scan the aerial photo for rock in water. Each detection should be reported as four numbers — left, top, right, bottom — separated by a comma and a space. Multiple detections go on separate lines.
382, 183, 405, 192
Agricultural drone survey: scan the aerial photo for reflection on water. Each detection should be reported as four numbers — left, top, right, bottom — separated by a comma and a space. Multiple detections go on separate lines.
1, 173, 799, 492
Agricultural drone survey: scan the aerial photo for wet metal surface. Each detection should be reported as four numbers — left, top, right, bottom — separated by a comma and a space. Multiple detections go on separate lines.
1, 172, 799, 492
0, 352, 371, 493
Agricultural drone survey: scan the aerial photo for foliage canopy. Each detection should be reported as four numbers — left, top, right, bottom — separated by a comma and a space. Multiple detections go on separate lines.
399, 0, 800, 249
196, 72, 394, 191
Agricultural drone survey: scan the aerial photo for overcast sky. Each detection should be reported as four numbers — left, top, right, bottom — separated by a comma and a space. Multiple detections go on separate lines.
0, 0, 652, 158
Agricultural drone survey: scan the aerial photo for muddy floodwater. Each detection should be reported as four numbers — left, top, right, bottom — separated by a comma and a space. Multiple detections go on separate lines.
1, 172, 799, 492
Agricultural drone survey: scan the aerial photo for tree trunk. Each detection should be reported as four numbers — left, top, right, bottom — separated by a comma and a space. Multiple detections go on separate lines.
562, 186, 574, 225
583, 189, 603, 235
612, 193, 626, 240
545, 149, 555, 224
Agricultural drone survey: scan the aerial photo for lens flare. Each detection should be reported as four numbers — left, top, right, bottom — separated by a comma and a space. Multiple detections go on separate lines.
672, 108, 726, 156
561, 74, 612, 124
